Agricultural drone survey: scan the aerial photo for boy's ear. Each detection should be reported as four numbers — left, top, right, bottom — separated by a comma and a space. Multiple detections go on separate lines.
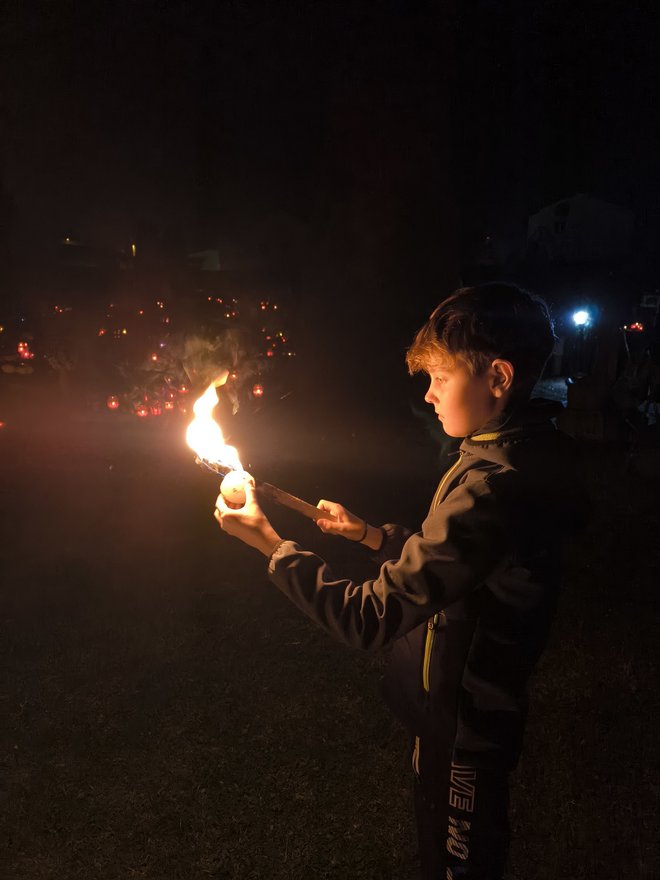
490, 359, 515, 397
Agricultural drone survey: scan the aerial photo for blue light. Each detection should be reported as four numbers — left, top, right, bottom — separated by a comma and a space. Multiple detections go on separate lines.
573, 309, 590, 327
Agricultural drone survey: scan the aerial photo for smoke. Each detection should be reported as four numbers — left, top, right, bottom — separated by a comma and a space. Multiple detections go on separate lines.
129, 327, 265, 415
179, 332, 239, 389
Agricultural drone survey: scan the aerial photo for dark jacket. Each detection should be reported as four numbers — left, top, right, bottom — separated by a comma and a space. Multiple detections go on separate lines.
267, 399, 588, 769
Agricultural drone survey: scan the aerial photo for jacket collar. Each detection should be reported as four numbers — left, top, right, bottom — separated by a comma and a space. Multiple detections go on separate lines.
463, 398, 563, 450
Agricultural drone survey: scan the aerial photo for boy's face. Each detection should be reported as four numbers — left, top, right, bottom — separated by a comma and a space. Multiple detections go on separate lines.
423, 356, 513, 438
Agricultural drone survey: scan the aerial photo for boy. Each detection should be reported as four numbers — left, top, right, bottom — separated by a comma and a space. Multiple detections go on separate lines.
214, 283, 587, 879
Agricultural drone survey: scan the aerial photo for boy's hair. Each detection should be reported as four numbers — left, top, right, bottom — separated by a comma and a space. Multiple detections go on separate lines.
406, 283, 555, 392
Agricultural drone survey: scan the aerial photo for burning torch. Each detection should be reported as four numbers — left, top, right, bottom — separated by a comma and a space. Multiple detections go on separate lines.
186, 375, 335, 523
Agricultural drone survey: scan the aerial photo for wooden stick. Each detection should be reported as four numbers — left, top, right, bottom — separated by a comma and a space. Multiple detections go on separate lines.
195, 457, 336, 522
257, 482, 335, 522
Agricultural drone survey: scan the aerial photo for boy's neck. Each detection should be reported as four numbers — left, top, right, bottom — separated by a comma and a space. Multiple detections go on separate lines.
472, 391, 530, 437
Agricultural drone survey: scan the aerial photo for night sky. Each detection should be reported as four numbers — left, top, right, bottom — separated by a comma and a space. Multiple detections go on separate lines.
2, 1, 659, 306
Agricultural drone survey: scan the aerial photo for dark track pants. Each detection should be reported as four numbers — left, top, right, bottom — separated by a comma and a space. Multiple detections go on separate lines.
412, 737, 510, 880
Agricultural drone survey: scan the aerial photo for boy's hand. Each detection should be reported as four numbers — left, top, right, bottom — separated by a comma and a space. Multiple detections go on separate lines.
214, 476, 282, 557
316, 499, 367, 542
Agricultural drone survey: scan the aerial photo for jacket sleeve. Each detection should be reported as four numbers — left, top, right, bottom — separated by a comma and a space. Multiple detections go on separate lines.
267, 475, 511, 651
377, 523, 413, 563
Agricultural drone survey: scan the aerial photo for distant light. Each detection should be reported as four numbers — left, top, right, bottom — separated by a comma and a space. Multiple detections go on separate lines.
98, 328, 106, 336
135, 405, 149, 418
628, 322, 644, 332
266, 350, 274, 357
138, 309, 144, 316
572, 310, 590, 327
17, 342, 34, 360
131, 243, 137, 257
121, 328, 127, 335
252, 383, 264, 397
107, 395, 120, 410
0, 325, 4, 333
164, 400, 175, 411
150, 403, 162, 416
151, 353, 158, 362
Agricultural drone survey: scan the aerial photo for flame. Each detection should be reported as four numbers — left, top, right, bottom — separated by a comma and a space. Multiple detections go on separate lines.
185, 375, 242, 470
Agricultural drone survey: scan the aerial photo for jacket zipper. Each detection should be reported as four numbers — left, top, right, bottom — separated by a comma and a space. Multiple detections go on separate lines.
413, 454, 462, 776
430, 450, 464, 512
412, 610, 446, 779
413, 609, 447, 779
422, 452, 463, 692
422, 610, 447, 692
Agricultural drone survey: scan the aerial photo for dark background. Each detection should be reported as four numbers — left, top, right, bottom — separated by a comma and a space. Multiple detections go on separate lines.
3, 1, 659, 350
1, 3, 659, 879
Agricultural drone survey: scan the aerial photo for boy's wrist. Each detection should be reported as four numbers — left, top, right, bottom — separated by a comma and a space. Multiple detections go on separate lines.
362, 523, 385, 551
256, 526, 282, 557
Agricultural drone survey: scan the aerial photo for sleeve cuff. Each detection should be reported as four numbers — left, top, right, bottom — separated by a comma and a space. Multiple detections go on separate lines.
267, 538, 296, 574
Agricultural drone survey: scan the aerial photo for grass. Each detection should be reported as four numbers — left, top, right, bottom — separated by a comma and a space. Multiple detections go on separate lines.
0, 386, 658, 879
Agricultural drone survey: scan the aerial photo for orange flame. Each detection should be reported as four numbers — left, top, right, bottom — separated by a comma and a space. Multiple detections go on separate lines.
185, 373, 242, 470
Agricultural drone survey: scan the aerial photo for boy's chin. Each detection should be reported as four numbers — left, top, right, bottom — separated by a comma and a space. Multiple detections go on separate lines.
440, 423, 464, 439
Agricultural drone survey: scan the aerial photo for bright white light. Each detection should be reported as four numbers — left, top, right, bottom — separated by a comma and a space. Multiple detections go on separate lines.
573, 310, 590, 327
